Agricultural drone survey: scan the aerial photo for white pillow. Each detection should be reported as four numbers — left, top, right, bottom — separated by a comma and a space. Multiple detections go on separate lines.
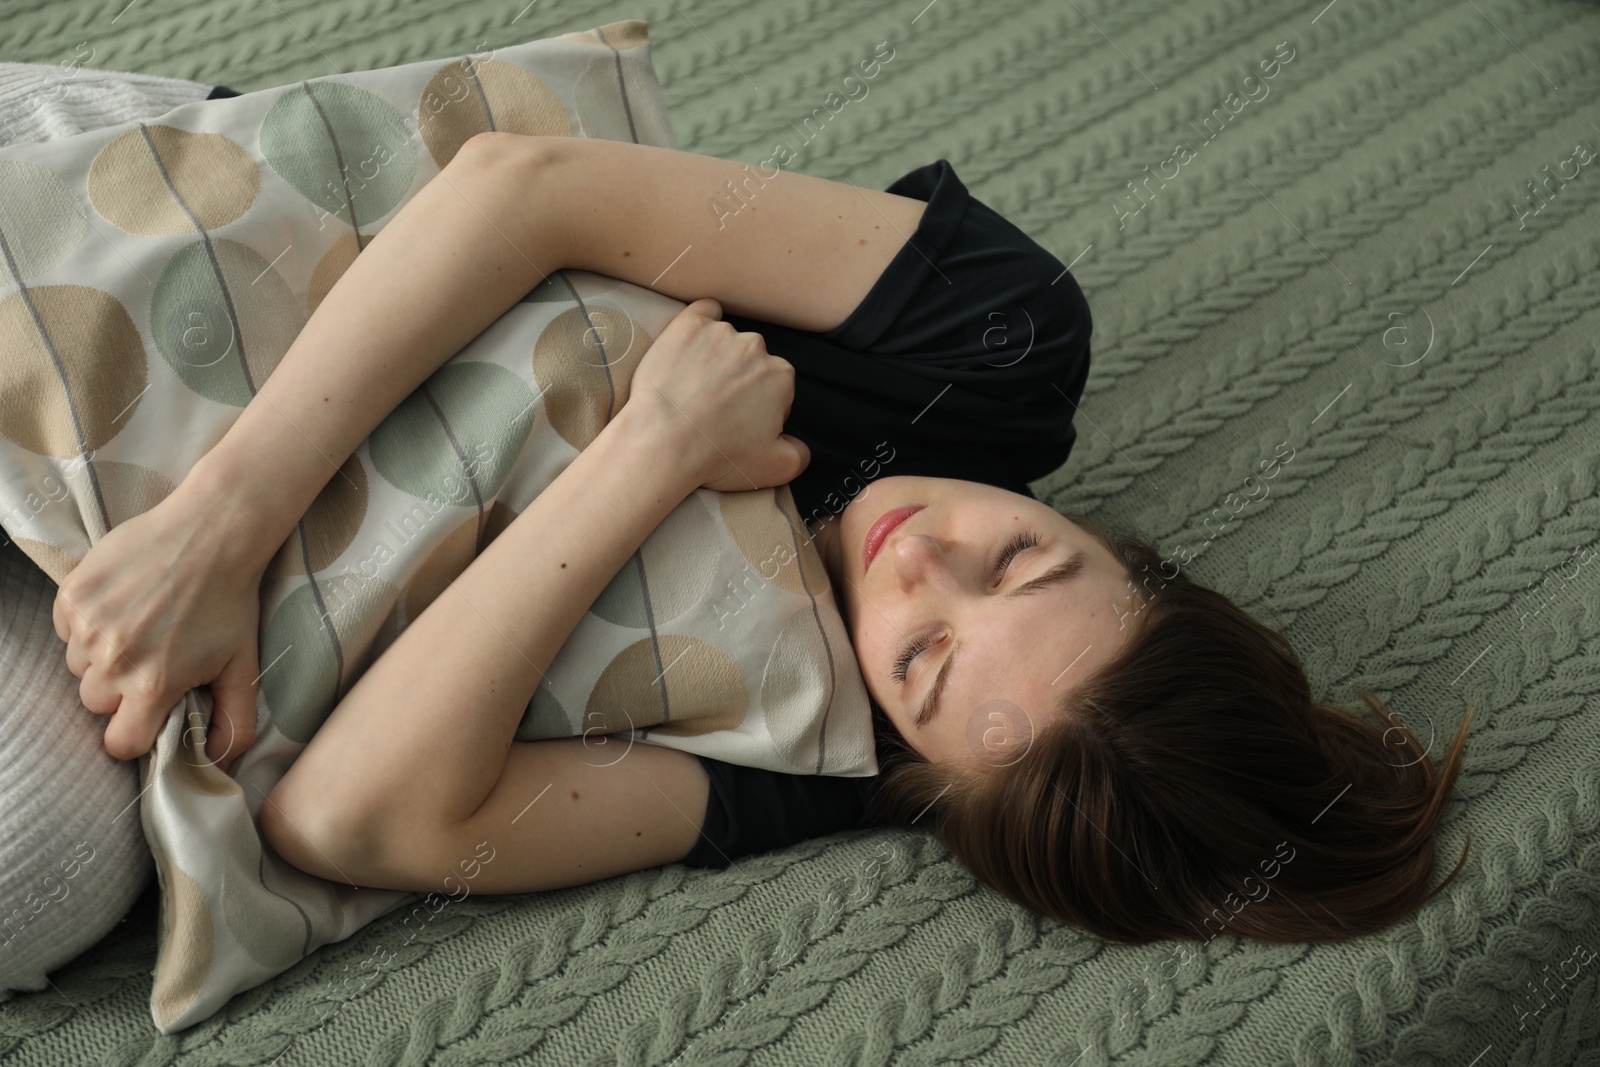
0, 538, 154, 1002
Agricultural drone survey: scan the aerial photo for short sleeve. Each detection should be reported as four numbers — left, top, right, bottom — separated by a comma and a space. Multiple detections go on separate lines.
682, 754, 879, 870
724, 158, 1095, 519
819, 158, 1093, 409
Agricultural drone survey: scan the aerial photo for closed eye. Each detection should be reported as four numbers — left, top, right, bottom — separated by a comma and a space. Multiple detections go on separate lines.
905, 545, 1091, 728
893, 529, 1044, 683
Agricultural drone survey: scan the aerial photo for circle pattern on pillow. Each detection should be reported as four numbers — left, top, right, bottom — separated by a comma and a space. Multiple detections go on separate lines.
590, 634, 749, 737
0, 284, 146, 459
265, 454, 370, 581
88, 126, 258, 235
0, 160, 85, 276
418, 58, 572, 170
151, 239, 307, 405
260, 83, 414, 247
534, 304, 654, 450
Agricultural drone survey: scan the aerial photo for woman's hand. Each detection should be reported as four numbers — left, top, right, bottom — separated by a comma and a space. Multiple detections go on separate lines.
51, 481, 266, 772
627, 298, 810, 493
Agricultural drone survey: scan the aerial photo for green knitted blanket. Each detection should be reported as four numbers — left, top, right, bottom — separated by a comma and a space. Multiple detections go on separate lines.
3, 0, 1598, 1063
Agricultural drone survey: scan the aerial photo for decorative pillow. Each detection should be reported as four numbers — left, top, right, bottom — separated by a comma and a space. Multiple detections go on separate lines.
0, 21, 878, 1034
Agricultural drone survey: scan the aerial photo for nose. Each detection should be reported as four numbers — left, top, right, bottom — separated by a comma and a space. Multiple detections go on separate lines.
889, 529, 953, 588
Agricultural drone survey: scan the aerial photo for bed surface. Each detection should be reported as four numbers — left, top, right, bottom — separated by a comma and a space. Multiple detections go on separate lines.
2, 0, 1598, 1063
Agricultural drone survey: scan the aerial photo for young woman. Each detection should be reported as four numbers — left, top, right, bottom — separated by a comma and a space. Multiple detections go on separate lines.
50, 133, 1471, 945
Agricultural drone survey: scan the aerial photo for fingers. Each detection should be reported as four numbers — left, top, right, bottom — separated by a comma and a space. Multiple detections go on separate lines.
52, 572, 97, 647
205, 657, 261, 772
76, 667, 122, 716
206, 711, 240, 773
782, 434, 811, 479
74, 644, 182, 758
53, 581, 89, 648
101, 690, 181, 763
63, 635, 94, 680
685, 296, 722, 320
51, 588, 68, 643
80, 656, 259, 771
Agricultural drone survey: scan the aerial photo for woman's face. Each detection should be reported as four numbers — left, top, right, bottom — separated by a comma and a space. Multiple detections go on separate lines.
807, 476, 1137, 766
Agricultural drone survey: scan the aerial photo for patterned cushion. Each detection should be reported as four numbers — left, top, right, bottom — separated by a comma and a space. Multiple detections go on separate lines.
0, 20, 876, 1033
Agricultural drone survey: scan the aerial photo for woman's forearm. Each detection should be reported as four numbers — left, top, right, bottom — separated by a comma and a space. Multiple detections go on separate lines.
271, 401, 700, 840
187, 136, 565, 568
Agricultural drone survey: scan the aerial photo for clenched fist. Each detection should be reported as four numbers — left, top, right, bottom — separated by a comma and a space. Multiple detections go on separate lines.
626, 298, 810, 493
52, 484, 264, 772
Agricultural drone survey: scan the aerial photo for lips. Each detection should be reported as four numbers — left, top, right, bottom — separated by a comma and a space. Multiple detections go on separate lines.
863, 505, 923, 571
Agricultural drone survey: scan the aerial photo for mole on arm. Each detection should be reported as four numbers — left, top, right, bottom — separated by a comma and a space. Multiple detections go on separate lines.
571, 790, 580, 801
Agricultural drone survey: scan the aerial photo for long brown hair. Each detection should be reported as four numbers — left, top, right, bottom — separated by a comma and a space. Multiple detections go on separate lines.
865, 511, 1473, 944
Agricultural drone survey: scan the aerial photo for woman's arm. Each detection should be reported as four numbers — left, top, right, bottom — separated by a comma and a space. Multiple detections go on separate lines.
261, 394, 704, 871
185, 134, 569, 561
260, 298, 808, 888
54, 132, 920, 770
191, 131, 925, 544
202, 129, 924, 595
51, 134, 570, 769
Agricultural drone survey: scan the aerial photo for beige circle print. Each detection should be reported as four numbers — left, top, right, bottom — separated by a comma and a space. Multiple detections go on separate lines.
720, 487, 830, 598
557, 20, 652, 50
532, 303, 653, 451
265, 454, 370, 580
417, 58, 573, 169
150, 841, 215, 1029
588, 635, 749, 736
88, 125, 259, 236
0, 285, 146, 458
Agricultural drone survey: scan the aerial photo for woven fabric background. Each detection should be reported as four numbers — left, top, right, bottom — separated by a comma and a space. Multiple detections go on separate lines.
2, 0, 1598, 1063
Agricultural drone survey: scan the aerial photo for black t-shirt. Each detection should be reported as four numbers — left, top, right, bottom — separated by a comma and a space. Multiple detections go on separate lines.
213, 70, 1094, 871
686, 158, 1093, 869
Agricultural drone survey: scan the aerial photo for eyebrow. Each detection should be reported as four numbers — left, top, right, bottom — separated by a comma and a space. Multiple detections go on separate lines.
916, 548, 1090, 729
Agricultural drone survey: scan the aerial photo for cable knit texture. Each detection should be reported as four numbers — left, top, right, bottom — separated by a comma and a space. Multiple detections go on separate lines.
2, 0, 1599, 1063
0, 539, 154, 1004
0, 61, 212, 144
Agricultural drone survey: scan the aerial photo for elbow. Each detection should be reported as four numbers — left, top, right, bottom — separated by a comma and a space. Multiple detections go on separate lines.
455, 130, 562, 173
259, 775, 385, 887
